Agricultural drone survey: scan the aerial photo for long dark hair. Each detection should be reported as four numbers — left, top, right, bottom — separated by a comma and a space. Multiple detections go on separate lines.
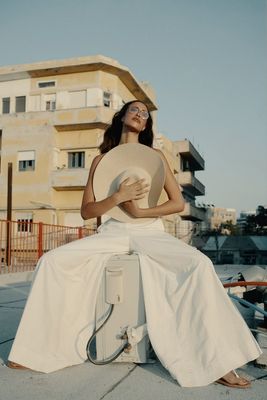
99, 100, 154, 154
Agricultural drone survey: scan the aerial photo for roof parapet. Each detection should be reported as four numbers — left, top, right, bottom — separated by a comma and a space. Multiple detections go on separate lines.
0, 55, 157, 111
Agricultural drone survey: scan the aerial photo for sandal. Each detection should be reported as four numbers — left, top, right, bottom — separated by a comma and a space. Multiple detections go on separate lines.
216, 370, 251, 389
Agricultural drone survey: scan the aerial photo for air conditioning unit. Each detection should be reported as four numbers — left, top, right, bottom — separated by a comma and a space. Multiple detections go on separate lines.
95, 253, 150, 363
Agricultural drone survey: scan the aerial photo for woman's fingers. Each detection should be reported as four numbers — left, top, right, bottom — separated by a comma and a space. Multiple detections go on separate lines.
133, 180, 150, 191
118, 178, 150, 202
121, 177, 130, 185
135, 188, 149, 197
135, 188, 150, 200
136, 183, 150, 191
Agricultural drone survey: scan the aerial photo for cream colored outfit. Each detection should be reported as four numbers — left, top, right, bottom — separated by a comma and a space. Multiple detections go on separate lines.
9, 218, 261, 387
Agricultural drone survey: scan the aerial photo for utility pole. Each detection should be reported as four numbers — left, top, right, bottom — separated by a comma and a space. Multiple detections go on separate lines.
6, 162, 12, 266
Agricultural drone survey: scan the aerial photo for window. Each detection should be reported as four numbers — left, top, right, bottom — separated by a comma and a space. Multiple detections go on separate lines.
19, 160, 35, 171
103, 91, 112, 107
68, 152, 85, 168
46, 100, 56, 111
38, 81, 55, 88
15, 96, 26, 112
44, 93, 56, 111
17, 218, 33, 233
18, 150, 35, 171
2, 97, 10, 114
16, 212, 33, 233
181, 158, 191, 172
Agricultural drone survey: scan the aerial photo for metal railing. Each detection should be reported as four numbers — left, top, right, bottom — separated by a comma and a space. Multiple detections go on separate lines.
0, 220, 96, 274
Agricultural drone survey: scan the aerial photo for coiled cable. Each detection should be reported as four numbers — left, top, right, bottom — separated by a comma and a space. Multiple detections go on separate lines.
86, 304, 128, 365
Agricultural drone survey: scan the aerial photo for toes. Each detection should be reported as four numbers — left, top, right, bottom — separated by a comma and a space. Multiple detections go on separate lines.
240, 378, 250, 385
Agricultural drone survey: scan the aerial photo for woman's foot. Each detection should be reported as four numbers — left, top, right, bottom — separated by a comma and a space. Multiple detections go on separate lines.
6, 360, 29, 370
216, 370, 251, 389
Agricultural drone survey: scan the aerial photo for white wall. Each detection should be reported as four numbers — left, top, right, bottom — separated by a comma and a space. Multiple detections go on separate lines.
0, 78, 31, 113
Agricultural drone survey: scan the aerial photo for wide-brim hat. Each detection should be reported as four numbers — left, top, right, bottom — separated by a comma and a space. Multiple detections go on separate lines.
93, 143, 166, 223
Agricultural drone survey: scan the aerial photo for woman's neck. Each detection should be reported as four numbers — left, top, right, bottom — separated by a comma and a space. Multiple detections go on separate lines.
119, 130, 139, 144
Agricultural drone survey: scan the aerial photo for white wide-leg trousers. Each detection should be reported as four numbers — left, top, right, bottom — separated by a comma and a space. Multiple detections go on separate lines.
8, 218, 261, 387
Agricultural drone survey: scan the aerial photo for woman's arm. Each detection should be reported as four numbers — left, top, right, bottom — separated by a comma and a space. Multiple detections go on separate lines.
80, 155, 149, 220
121, 149, 185, 218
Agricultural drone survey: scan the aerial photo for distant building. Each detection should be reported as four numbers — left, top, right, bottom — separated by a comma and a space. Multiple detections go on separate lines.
201, 235, 267, 265
237, 210, 256, 234
205, 207, 237, 232
236, 206, 267, 235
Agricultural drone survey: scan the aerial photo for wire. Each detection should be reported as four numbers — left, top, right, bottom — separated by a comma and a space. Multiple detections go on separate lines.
228, 293, 267, 318
86, 304, 128, 365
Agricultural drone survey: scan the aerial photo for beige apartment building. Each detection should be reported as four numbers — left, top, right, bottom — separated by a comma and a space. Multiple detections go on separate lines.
0, 55, 205, 234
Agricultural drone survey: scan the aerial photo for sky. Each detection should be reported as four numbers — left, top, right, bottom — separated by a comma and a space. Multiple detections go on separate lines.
1, 0, 266, 216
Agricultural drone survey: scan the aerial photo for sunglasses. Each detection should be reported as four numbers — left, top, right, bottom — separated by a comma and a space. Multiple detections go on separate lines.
128, 106, 149, 120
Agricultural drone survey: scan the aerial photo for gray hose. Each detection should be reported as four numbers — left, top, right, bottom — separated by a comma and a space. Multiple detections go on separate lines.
86, 304, 128, 365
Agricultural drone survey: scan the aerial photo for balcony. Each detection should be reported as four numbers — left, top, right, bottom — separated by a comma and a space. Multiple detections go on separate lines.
0, 106, 115, 132
51, 168, 89, 190
175, 140, 204, 171
179, 202, 206, 221
52, 106, 115, 131
177, 172, 205, 196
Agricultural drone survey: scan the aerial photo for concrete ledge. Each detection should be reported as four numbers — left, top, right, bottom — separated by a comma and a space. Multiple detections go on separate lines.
0, 271, 34, 285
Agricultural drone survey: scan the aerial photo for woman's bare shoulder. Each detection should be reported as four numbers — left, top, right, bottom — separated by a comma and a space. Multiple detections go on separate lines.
91, 154, 104, 168
93, 153, 105, 162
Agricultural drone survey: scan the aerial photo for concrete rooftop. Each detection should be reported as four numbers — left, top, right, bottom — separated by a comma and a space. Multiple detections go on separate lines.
1, 267, 267, 400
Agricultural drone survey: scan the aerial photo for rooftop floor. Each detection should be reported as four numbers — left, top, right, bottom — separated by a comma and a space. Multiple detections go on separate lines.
1, 266, 267, 400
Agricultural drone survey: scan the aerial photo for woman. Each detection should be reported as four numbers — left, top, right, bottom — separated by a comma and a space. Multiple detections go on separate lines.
8, 101, 261, 388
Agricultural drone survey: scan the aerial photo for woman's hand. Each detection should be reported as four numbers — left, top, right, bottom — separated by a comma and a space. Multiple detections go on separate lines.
114, 178, 150, 204
120, 200, 142, 218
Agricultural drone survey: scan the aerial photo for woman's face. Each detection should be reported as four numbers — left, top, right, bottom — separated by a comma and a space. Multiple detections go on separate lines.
122, 102, 149, 133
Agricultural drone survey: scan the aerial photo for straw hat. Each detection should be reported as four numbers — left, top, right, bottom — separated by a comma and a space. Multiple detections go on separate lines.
93, 143, 166, 223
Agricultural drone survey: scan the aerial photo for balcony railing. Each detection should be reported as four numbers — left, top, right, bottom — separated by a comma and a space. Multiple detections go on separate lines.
0, 220, 96, 273
175, 140, 205, 171
179, 202, 206, 221
52, 106, 115, 131
51, 168, 89, 190
177, 171, 205, 196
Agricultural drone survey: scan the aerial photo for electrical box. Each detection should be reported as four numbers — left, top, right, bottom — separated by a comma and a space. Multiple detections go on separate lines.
95, 253, 150, 363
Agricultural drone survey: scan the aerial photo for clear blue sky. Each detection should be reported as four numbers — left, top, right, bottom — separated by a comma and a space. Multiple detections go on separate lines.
1, 0, 266, 216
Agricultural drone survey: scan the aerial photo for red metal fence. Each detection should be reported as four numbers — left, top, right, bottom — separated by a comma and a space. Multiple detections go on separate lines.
0, 220, 96, 274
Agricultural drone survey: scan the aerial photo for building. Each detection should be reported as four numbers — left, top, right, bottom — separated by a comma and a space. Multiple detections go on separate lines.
155, 135, 206, 241
236, 210, 256, 234
0, 55, 157, 229
201, 235, 267, 265
237, 206, 267, 235
204, 207, 237, 233
0, 55, 206, 234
